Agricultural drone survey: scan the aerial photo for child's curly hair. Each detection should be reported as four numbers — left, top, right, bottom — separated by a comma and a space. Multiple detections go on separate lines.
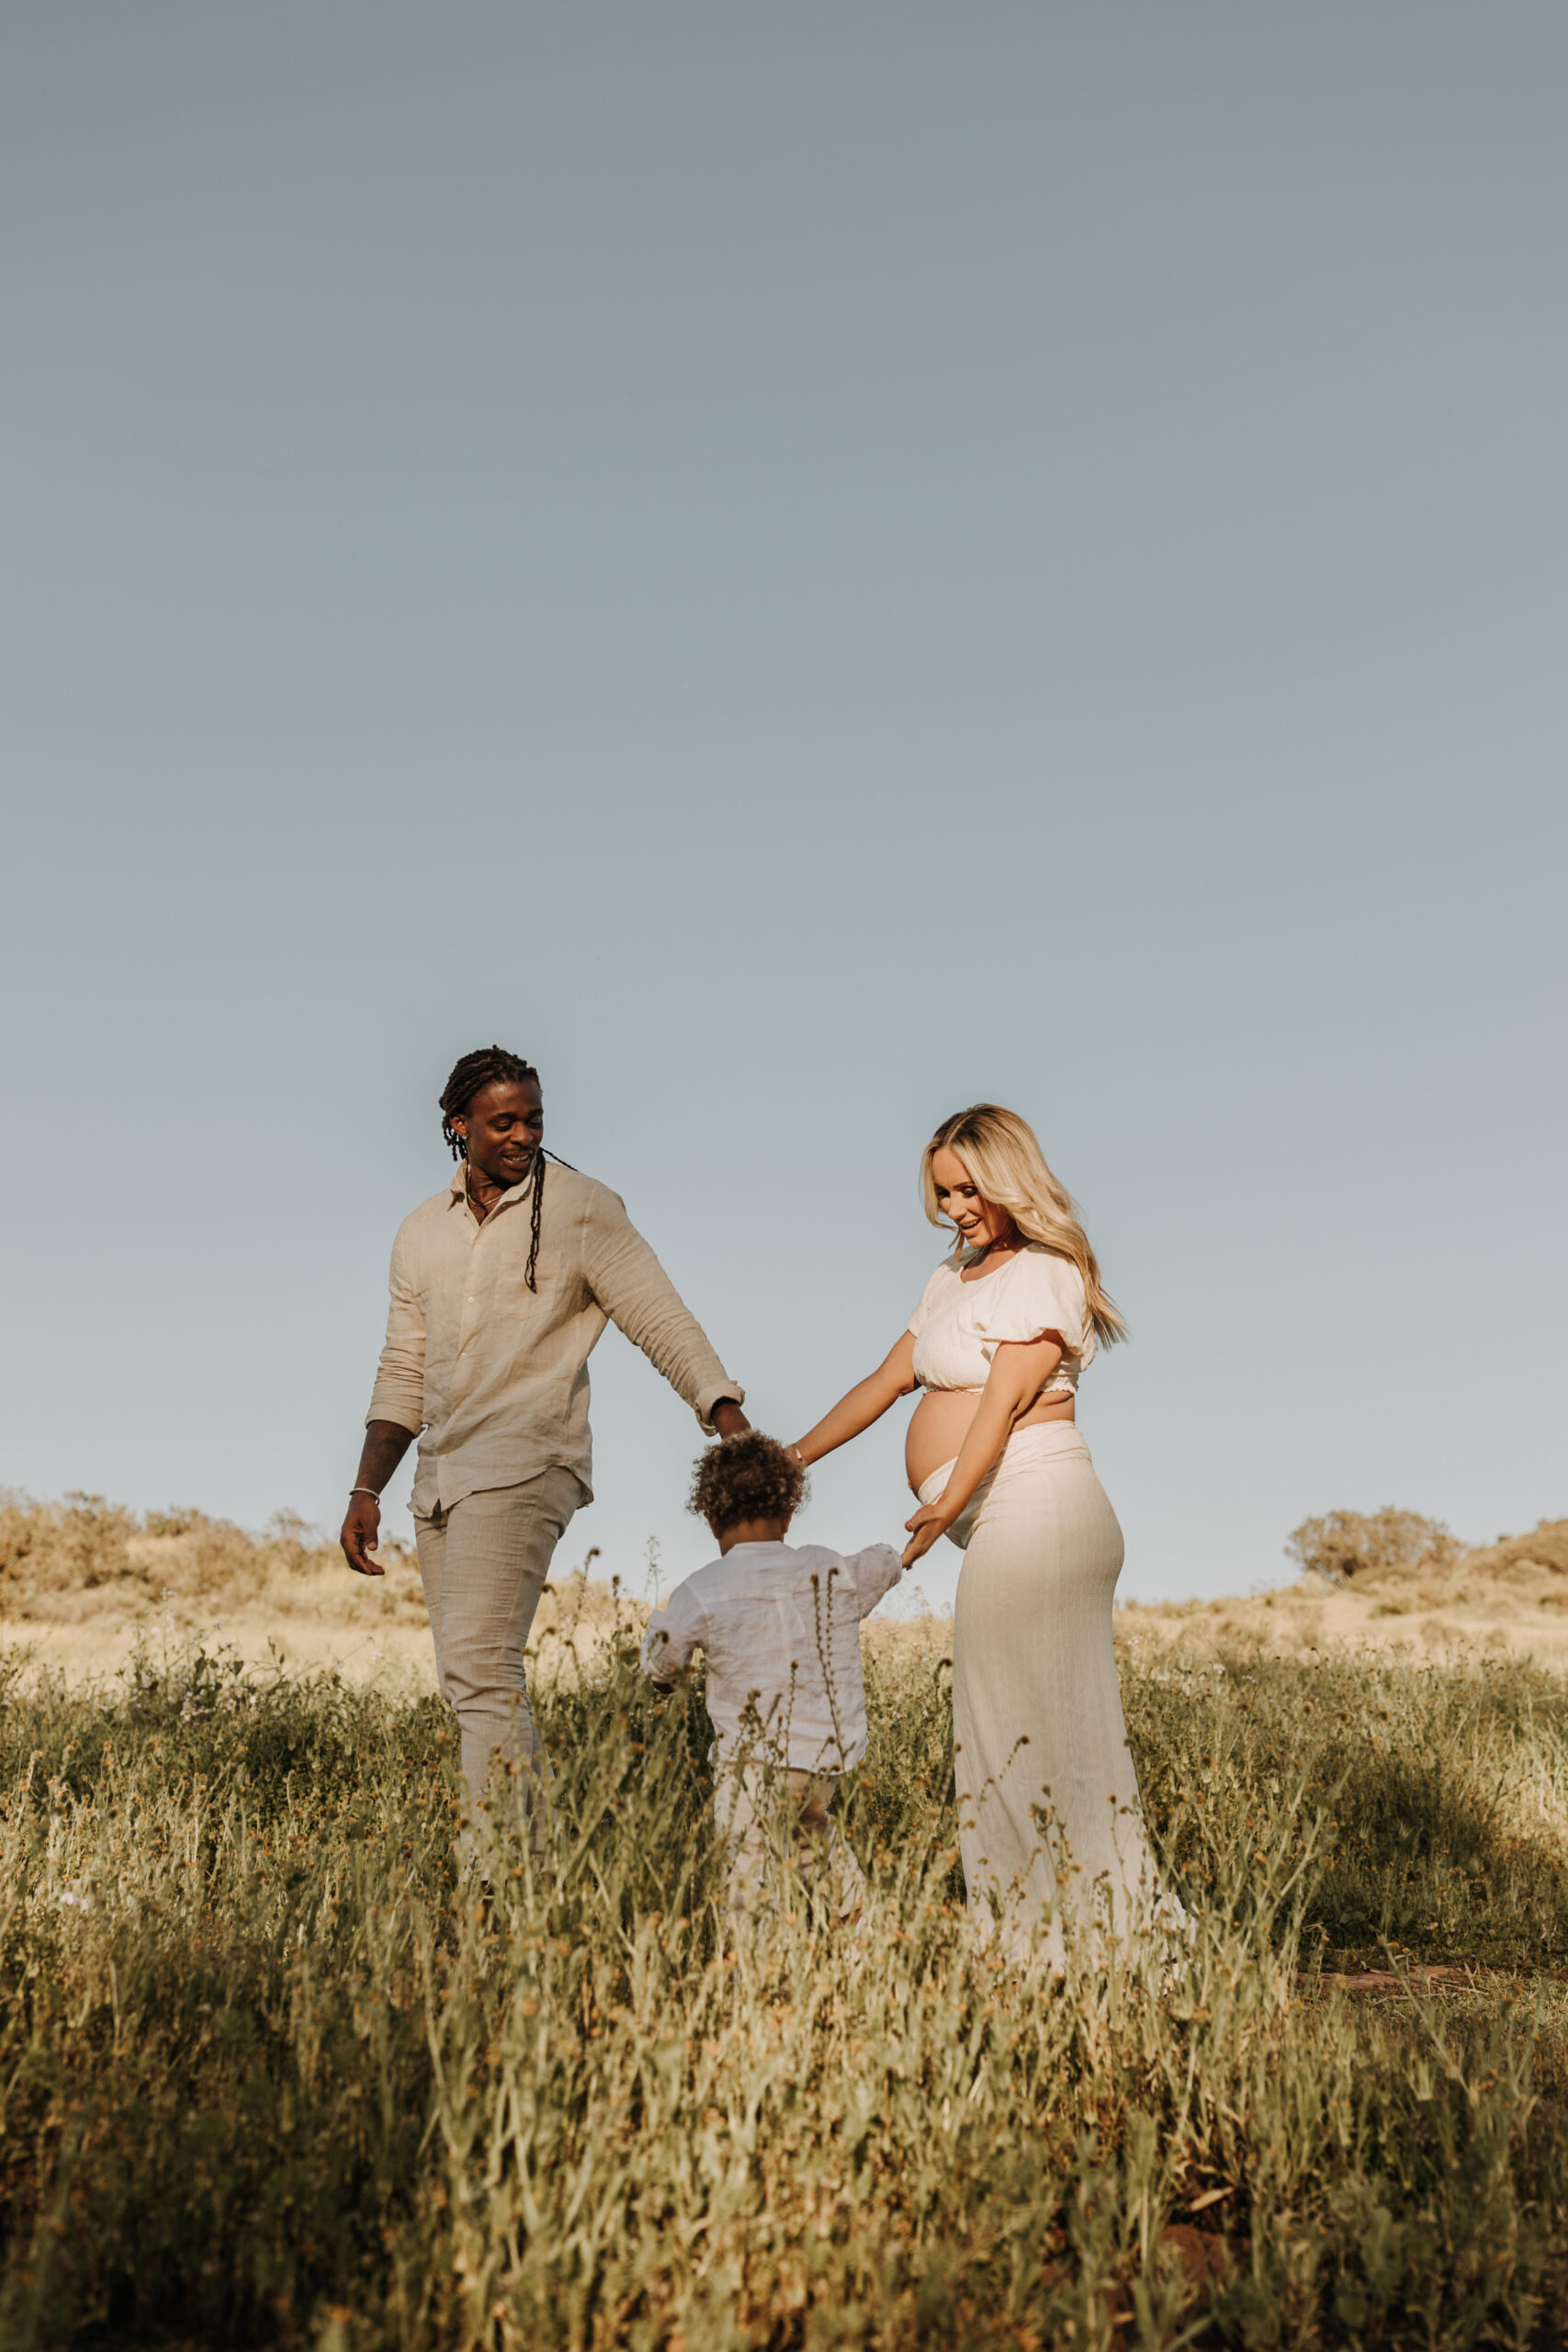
688, 1430, 807, 1535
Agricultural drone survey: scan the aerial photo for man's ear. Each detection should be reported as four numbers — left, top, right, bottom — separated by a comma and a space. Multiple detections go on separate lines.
779, 1515, 793, 1538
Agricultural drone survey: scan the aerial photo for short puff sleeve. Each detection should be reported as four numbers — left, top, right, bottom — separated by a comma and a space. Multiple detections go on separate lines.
977, 1250, 1093, 1365
906, 1260, 955, 1340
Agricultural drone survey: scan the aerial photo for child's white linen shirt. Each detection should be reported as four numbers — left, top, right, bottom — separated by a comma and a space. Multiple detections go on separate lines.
640, 1540, 903, 1772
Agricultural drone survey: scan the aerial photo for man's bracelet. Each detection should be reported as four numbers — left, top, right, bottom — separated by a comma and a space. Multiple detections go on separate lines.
348, 1486, 382, 1502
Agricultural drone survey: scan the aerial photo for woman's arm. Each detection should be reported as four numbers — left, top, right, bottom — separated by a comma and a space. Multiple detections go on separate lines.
791, 1331, 918, 1466
901, 1335, 1064, 1567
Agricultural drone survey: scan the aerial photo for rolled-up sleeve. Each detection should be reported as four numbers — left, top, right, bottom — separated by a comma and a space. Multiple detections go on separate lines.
641, 1585, 706, 1685
584, 1189, 742, 1433
366, 1224, 426, 1435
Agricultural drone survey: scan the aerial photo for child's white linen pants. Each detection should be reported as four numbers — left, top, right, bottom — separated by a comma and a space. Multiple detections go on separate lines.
718, 1763, 867, 1938
413, 1468, 584, 1850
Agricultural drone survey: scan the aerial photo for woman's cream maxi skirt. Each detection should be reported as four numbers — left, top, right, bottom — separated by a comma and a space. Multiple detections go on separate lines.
919, 1423, 1178, 1968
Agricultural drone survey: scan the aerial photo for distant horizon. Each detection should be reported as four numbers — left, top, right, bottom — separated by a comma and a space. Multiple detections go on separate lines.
5, 1477, 1560, 1624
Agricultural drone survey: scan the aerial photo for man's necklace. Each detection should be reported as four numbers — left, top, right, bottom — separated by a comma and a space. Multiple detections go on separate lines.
466, 1157, 536, 1220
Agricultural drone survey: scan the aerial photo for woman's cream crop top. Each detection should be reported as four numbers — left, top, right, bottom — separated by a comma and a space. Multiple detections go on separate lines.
907, 1244, 1093, 1396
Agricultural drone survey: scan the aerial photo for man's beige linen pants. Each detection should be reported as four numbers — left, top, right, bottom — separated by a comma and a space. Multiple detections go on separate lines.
413, 1468, 582, 1841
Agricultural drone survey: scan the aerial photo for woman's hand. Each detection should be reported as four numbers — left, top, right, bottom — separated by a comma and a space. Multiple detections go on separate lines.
902, 1501, 953, 1570
904, 1337, 1066, 1563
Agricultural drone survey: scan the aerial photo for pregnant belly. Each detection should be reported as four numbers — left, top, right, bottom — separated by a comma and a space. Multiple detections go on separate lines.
905, 1385, 1077, 1495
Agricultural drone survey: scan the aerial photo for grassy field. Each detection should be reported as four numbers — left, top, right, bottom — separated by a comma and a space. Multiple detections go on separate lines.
7, 1498, 1568, 2347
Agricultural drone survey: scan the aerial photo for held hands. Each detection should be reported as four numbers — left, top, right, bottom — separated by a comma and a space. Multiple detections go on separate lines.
340, 1495, 385, 1577
902, 1501, 954, 1570
712, 1399, 751, 1440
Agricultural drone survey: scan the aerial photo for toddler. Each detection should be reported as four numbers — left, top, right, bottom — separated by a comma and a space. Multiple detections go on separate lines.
640, 1431, 903, 1935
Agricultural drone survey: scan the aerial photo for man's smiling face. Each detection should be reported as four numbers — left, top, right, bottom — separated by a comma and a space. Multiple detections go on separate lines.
451, 1076, 544, 1190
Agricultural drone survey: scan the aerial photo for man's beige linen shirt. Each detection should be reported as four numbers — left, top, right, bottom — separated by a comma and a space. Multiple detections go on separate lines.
367, 1161, 743, 1520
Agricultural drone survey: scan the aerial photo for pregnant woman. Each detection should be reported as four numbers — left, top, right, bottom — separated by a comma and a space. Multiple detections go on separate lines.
790, 1102, 1174, 1967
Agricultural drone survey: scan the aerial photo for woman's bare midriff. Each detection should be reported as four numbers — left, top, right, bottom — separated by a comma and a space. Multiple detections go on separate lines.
905, 1386, 1077, 1497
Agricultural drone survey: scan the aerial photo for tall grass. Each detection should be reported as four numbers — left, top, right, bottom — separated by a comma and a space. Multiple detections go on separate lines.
5, 1617, 1568, 2348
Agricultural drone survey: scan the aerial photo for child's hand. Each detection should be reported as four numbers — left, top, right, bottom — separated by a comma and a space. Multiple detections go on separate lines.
902, 1502, 952, 1569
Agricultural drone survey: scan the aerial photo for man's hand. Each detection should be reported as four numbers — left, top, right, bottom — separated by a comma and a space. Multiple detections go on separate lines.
712, 1398, 751, 1440
341, 1421, 415, 1577
901, 1501, 953, 1570
341, 1493, 385, 1577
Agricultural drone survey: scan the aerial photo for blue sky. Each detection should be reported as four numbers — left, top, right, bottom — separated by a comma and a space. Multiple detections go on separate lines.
3, 4, 1563, 1614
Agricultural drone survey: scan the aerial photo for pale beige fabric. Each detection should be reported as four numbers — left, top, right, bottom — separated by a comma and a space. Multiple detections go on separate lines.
919, 1423, 1179, 1968
368, 1159, 742, 1518
413, 1467, 584, 1847
717, 1762, 867, 1937
907, 1244, 1092, 1399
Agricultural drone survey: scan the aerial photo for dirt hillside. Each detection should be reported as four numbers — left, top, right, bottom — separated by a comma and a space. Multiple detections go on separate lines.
1120, 1516, 1568, 1664
3, 1490, 1564, 1685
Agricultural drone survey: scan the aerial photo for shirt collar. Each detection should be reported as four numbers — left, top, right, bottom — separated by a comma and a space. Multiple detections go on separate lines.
446, 1163, 532, 1213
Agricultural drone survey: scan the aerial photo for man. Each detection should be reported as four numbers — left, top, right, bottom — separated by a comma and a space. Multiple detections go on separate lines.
341, 1044, 748, 1845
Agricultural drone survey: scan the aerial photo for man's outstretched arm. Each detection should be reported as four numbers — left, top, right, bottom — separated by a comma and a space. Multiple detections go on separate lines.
585, 1189, 749, 1436
340, 1420, 416, 1576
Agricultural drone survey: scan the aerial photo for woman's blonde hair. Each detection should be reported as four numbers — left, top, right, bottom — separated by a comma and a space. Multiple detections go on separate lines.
919, 1103, 1127, 1351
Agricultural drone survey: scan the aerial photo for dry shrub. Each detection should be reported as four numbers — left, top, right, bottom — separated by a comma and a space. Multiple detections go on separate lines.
0, 1495, 380, 1620
1461, 1517, 1568, 1583
1286, 1507, 1459, 1587
1282, 1508, 1568, 1623
141, 1509, 199, 1540
142, 1512, 270, 1598
0, 1493, 138, 1594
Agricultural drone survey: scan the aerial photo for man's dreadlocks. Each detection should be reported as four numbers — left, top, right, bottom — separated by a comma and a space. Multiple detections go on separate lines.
438, 1045, 552, 1291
